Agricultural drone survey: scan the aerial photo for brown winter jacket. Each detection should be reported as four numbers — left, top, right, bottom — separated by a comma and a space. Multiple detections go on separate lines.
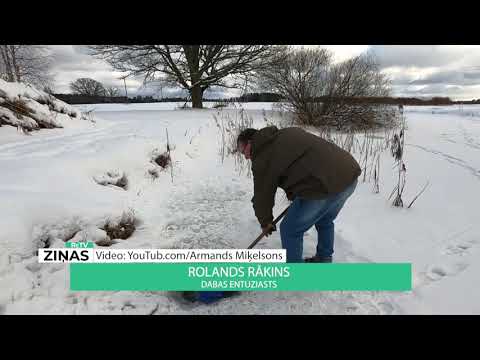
251, 126, 362, 226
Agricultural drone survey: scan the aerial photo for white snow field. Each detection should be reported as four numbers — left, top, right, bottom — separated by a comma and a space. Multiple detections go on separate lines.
1, 96, 480, 314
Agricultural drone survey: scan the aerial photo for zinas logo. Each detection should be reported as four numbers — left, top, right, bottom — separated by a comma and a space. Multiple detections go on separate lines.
38, 248, 92, 263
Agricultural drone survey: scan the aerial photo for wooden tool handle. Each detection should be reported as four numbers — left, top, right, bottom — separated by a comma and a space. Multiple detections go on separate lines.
247, 205, 290, 249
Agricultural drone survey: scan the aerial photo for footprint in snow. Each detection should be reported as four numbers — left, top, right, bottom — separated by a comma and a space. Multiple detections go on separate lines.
442, 238, 478, 256
425, 262, 469, 281
443, 243, 471, 256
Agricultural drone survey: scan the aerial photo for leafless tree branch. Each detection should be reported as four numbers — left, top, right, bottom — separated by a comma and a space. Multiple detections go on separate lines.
256, 46, 393, 130
88, 45, 283, 108
0, 45, 53, 88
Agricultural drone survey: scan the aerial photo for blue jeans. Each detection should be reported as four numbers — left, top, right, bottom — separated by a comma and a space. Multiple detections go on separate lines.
279, 179, 358, 263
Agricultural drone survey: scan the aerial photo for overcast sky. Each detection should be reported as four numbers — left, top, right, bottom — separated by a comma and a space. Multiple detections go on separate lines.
48, 45, 480, 100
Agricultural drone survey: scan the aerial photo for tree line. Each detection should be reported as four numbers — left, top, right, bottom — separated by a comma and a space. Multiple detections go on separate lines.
53, 89, 480, 106
52, 90, 285, 104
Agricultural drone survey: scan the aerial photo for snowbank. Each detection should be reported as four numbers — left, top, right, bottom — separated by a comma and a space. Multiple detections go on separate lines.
0, 79, 90, 131
1, 102, 480, 314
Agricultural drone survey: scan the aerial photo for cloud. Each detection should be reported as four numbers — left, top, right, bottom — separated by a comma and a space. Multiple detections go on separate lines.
370, 46, 462, 68
321, 45, 370, 63
372, 46, 480, 99
49, 45, 143, 94
391, 83, 480, 99
297, 45, 370, 63
408, 69, 480, 86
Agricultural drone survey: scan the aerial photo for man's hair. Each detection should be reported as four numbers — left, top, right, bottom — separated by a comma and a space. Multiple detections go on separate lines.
237, 128, 257, 145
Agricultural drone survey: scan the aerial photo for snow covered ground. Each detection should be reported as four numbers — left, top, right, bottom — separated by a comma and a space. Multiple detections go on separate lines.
1, 100, 480, 315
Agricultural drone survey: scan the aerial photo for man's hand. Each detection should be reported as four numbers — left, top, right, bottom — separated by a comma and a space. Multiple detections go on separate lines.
261, 223, 277, 237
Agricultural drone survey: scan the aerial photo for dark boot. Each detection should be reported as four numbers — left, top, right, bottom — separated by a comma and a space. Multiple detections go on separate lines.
181, 291, 198, 302
181, 291, 241, 304
304, 255, 333, 263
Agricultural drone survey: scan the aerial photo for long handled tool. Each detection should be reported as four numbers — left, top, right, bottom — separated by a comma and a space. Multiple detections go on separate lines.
247, 205, 290, 249
181, 205, 290, 305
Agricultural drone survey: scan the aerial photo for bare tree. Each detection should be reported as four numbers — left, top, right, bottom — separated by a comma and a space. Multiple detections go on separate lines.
43, 85, 55, 95
0, 45, 53, 88
70, 78, 106, 96
257, 46, 331, 125
88, 45, 282, 108
321, 52, 391, 128
105, 86, 120, 97
257, 47, 392, 129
